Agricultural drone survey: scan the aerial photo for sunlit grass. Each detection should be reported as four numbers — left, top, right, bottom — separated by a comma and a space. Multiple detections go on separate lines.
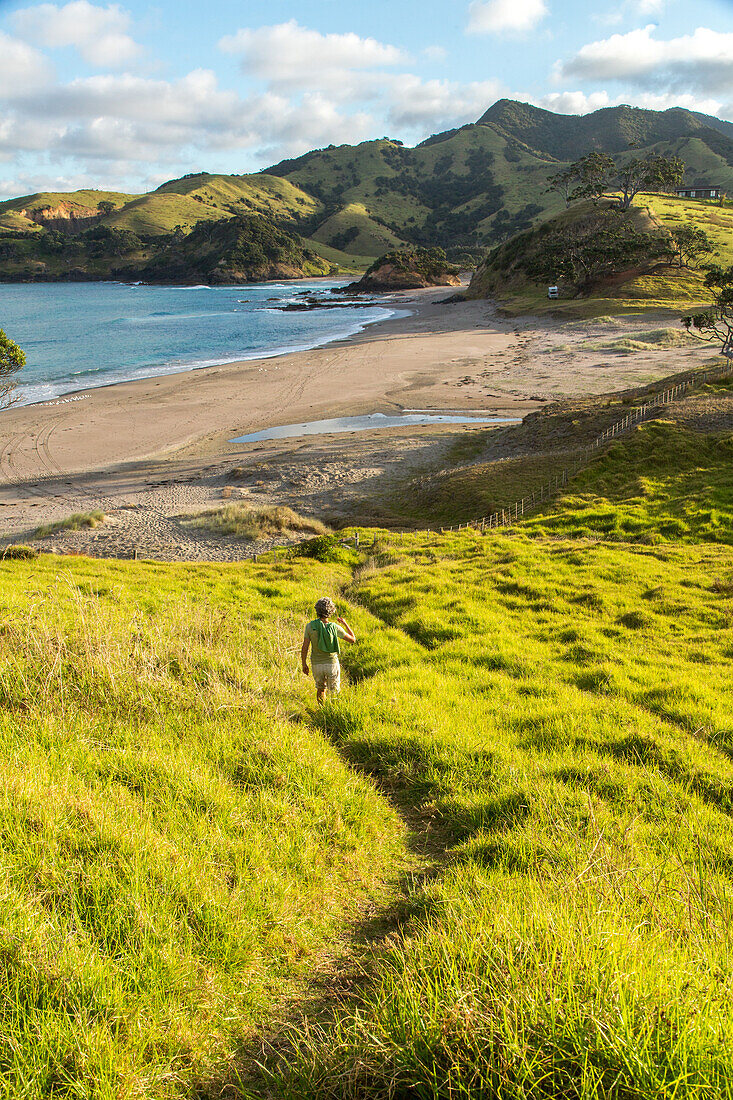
5, 413, 733, 1096
34, 510, 105, 537
182, 502, 328, 540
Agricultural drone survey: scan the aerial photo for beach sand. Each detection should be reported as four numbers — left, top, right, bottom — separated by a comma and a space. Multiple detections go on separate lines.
0, 287, 716, 559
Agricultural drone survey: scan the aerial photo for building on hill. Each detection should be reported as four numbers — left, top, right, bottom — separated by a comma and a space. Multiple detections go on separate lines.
675, 186, 723, 200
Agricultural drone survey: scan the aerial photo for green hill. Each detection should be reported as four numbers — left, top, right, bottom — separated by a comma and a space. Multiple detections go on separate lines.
3, 406, 733, 1093
467, 191, 733, 316
2, 100, 733, 282
139, 213, 332, 283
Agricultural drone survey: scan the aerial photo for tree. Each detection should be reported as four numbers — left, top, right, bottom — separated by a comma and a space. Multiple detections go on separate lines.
669, 224, 714, 268
0, 330, 25, 409
614, 154, 685, 211
526, 210, 669, 294
546, 154, 614, 207
682, 265, 733, 353
546, 152, 685, 213
545, 166, 576, 208
97, 200, 115, 217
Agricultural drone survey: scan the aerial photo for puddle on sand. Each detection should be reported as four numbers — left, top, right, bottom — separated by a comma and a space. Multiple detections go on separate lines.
230, 411, 521, 444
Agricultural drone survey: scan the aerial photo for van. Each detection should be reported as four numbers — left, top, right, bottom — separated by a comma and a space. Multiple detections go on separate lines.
547, 286, 559, 299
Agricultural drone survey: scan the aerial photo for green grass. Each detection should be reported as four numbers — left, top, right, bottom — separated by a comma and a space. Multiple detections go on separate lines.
524, 420, 733, 544
5, 413, 733, 1096
33, 510, 105, 538
182, 503, 328, 541
252, 523, 733, 1099
0, 555, 405, 1097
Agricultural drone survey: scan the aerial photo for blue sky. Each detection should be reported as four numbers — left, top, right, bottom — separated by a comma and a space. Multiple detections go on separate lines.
0, 0, 731, 197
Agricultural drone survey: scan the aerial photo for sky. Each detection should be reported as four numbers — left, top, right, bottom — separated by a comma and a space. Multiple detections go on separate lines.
0, 0, 732, 198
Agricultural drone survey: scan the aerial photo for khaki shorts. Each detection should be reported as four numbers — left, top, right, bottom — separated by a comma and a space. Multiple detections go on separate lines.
312, 660, 341, 694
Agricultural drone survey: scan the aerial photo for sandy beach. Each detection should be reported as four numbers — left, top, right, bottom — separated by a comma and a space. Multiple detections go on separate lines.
0, 287, 717, 558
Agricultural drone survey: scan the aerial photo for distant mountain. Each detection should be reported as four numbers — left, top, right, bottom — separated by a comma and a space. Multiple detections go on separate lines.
0, 100, 731, 281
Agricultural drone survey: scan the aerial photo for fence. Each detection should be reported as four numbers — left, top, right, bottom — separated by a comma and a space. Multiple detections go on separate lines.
439, 357, 733, 535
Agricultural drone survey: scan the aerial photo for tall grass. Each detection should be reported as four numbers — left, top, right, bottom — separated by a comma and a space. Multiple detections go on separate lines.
183, 503, 328, 540
34, 510, 105, 537
0, 557, 404, 1098
260, 530, 733, 1098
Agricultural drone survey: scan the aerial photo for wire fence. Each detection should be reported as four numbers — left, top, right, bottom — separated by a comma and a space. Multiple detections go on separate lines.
438, 357, 733, 535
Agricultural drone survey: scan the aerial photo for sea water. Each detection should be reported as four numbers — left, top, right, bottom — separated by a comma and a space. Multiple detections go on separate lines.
0, 281, 404, 406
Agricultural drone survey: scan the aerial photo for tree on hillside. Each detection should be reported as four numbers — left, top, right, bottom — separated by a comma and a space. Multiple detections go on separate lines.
682, 265, 733, 353
546, 154, 614, 207
526, 210, 669, 294
669, 224, 715, 268
614, 154, 685, 211
547, 152, 685, 212
0, 330, 25, 409
97, 200, 115, 217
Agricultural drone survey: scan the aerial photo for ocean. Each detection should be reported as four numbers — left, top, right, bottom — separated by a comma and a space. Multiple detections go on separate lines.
0, 281, 405, 407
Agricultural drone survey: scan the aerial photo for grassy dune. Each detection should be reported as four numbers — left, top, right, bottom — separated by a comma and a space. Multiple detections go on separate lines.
3, 421, 733, 1096
525, 419, 733, 544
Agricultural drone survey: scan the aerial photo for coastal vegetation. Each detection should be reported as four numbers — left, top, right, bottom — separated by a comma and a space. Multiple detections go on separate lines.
3, 409, 733, 1094
139, 214, 332, 284
347, 247, 460, 291
468, 191, 733, 315
182, 502, 329, 540
0, 328, 25, 408
34, 510, 105, 538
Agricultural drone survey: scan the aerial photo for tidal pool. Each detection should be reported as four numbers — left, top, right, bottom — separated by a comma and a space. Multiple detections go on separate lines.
230, 411, 520, 444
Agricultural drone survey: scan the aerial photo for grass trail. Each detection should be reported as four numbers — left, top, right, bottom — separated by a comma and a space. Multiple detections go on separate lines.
254, 530, 733, 1099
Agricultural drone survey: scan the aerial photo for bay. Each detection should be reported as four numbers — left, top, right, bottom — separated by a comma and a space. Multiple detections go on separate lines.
0, 281, 405, 406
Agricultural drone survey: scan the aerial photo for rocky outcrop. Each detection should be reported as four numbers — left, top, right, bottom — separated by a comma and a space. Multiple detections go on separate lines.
345, 247, 461, 292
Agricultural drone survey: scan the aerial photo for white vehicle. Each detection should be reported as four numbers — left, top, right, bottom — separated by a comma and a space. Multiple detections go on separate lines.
547, 285, 559, 299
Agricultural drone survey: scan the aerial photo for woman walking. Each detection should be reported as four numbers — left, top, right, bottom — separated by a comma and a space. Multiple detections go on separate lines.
302, 597, 356, 705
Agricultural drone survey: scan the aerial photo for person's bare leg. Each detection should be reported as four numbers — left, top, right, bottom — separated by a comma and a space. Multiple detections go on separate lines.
317, 688, 326, 706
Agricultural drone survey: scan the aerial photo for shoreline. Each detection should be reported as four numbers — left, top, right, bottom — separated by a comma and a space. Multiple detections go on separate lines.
0, 288, 719, 559
13, 279, 411, 410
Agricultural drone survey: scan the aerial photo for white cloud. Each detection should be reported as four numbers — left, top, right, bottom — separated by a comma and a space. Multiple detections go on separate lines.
386, 76, 502, 132
423, 45, 448, 62
467, 0, 548, 35
12, 1, 141, 68
0, 30, 53, 97
537, 89, 725, 117
558, 25, 733, 95
220, 20, 407, 87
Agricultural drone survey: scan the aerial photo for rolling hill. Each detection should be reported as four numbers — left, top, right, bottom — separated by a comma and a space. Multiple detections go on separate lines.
0, 99, 732, 281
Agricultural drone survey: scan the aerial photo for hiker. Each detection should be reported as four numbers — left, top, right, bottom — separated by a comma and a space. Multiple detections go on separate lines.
302, 597, 356, 704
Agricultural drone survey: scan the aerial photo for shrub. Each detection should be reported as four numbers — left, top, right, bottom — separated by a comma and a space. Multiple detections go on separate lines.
1, 545, 38, 560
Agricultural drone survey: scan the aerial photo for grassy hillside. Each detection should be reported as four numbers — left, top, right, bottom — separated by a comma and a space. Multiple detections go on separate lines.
4, 100, 732, 278
0, 190, 136, 233
4, 407, 733, 1094
524, 418, 733, 544
0, 553, 406, 1097
467, 193, 729, 316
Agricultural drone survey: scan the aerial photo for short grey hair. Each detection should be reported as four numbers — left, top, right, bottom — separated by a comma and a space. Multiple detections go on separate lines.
315, 596, 336, 620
